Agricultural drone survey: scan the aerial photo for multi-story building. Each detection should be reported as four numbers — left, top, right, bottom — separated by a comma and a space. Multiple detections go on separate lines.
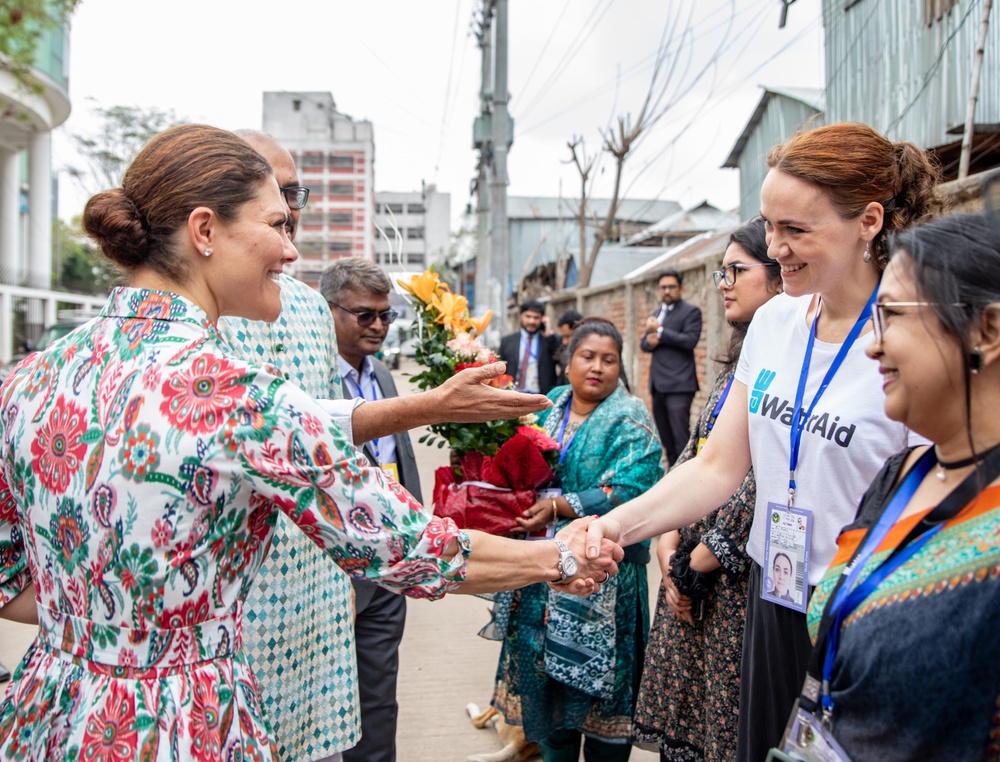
263, 91, 374, 288
373, 185, 451, 273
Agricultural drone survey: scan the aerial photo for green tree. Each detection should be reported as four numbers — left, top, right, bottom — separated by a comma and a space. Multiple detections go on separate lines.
67, 100, 181, 194
53, 217, 116, 295
0, 0, 78, 106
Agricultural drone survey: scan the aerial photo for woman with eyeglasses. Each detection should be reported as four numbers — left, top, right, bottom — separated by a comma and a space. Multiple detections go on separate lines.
580, 122, 942, 761
0, 125, 622, 761
633, 217, 781, 761
787, 211, 1000, 760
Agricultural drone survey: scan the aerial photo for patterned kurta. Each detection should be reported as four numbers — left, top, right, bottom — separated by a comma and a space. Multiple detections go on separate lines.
632, 367, 756, 761
0, 286, 470, 761
807, 451, 1000, 761
219, 274, 360, 759
491, 383, 663, 744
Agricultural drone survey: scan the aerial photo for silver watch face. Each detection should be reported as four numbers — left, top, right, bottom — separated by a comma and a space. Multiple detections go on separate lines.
562, 553, 579, 578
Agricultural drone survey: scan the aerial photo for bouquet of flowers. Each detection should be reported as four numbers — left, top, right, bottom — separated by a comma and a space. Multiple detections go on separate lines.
398, 270, 560, 534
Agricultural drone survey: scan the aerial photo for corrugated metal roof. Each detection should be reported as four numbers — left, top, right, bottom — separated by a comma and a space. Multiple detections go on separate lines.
622, 229, 735, 280
723, 87, 827, 168
625, 201, 741, 245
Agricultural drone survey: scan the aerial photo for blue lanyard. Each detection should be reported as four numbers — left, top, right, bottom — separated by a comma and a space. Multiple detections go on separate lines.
706, 376, 734, 434
556, 395, 581, 466
820, 449, 937, 713
787, 290, 877, 505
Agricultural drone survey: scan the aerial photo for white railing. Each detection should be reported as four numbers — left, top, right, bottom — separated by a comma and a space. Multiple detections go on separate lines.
0, 284, 106, 364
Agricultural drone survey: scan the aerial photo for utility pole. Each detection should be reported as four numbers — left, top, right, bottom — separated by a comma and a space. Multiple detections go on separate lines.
473, 5, 492, 318
490, 0, 511, 332
959, 0, 993, 180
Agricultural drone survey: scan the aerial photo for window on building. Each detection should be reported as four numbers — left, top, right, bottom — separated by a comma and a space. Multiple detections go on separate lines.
296, 241, 324, 256
407, 203, 425, 214
329, 183, 353, 196
406, 253, 424, 265
384, 203, 404, 214
329, 213, 352, 226
329, 154, 354, 169
330, 241, 353, 253
406, 227, 425, 240
301, 153, 324, 168
300, 213, 324, 227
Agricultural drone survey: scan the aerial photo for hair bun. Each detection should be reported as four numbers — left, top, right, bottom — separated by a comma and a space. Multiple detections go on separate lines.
82, 188, 149, 268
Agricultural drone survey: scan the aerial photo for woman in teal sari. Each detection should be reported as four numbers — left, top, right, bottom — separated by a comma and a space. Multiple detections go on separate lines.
491, 317, 664, 761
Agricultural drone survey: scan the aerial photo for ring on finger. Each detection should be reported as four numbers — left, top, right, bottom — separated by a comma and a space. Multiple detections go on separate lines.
599, 570, 611, 584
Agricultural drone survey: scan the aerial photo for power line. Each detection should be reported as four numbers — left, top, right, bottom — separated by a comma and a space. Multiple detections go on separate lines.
433, 0, 467, 180
884, 0, 982, 134
514, 0, 574, 103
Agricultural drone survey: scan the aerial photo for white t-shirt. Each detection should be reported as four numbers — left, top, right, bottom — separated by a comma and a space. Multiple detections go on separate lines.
736, 293, 923, 585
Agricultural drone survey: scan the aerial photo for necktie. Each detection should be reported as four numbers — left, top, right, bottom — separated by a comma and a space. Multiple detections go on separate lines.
517, 338, 531, 389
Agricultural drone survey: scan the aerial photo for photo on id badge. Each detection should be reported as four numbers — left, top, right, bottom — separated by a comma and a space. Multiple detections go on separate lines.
762, 504, 810, 613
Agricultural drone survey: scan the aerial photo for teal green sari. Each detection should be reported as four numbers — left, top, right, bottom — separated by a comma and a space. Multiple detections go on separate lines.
491, 383, 663, 744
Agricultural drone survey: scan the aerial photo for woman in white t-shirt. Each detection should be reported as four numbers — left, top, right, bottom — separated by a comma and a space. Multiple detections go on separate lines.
587, 123, 942, 762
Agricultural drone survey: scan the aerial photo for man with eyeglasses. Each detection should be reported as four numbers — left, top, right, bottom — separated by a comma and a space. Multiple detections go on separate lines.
223, 131, 550, 762
321, 257, 419, 762
641, 268, 703, 466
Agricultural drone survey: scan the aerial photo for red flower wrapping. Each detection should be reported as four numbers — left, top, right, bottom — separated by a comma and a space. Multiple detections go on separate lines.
432, 439, 555, 536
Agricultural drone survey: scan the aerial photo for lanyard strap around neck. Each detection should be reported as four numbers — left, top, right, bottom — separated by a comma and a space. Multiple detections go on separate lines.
707, 375, 734, 434
787, 290, 877, 506
807, 444, 1000, 717
556, 394, 581, 466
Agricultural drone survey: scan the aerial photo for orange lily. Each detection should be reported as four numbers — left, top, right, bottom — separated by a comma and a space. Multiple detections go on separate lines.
398, 270, 443, 304
431, 290, 470, 333
466, 309, 493, 337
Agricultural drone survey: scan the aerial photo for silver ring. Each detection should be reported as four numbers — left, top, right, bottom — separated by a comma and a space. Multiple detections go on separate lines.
600, 570, 611, 584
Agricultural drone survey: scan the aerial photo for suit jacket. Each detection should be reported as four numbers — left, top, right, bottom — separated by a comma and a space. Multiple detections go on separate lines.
640, 298, 702, 394
342, 359, 423, 504
344, 358, 423, 609
498, 330, 560, 394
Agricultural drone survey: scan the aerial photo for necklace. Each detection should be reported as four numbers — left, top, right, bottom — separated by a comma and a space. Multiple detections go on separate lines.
570, 406, 594, 417
934, 442, 1000, 481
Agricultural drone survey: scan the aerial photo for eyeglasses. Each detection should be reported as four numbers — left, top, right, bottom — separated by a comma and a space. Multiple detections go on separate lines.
280, 186, 310, 210
712, 262, 771, 288
870, 301, 966, 344
328, 301, 398, 327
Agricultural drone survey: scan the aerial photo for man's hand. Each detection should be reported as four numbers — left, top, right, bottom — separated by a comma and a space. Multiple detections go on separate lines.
644, 316, 660, 333
431, 362, 552, 423
549, 517, 623, 596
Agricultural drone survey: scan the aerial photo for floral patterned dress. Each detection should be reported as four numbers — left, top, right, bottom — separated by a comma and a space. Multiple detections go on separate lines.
0, 287, 469, 761
632, 367, 756, 761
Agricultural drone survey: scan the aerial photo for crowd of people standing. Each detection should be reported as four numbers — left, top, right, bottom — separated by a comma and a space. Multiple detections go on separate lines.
1, 118, 999, 762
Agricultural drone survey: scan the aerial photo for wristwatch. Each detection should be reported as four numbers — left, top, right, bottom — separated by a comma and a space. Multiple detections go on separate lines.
552, 539, 579, 583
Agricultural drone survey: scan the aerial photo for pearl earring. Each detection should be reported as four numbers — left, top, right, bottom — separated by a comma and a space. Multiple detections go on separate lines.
863, 242, 871, 264
203, 248, 212, 257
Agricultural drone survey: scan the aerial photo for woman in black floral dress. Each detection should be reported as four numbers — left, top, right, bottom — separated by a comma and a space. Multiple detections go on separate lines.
632, 218, 781, 761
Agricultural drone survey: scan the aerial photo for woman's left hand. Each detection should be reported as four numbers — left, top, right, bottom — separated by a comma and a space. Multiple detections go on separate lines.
516, 498, 554, 533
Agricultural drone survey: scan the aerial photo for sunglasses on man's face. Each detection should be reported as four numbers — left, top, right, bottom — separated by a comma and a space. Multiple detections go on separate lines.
280, 185, 310, 210
328, 301, 398, 327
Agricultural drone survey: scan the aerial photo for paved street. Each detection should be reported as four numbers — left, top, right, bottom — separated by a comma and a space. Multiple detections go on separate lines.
0, 358, 659, 761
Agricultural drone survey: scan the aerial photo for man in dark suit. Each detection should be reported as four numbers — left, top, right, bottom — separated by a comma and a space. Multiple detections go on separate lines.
321, 258, 422, 762
499, 300, 561, 394
640, 269, 703, 466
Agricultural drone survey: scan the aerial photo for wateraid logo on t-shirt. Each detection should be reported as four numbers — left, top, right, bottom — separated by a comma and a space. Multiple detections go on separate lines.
748, 368, 857, 448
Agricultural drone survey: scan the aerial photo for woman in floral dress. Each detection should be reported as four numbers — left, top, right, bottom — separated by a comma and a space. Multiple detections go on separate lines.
0, 124, 619, 761
633, 218, 781, 761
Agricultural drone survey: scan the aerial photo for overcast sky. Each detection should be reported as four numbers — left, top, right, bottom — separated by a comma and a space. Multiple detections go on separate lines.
54, 0, 824, 225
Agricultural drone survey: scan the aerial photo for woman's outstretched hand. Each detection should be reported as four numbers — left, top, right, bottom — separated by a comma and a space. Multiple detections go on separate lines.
431, 362, 552, 423
549, 517, 624, 596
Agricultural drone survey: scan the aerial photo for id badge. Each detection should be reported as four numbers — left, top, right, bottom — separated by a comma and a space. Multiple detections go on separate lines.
779, 707, 854, 762
696, 437, 707, 455
380, 463, 400, 482
526, 488, 561, 540
762, 501, 811, 613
